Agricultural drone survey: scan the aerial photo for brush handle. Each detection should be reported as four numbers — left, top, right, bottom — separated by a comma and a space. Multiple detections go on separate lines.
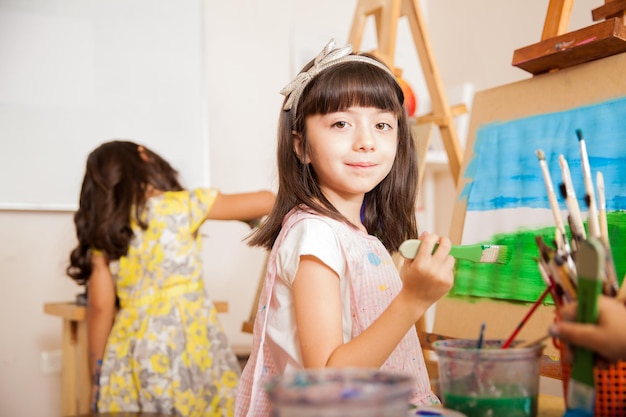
566, 237, 604, 413
399, 240, 429, 259
559, 155, 586, 240
398, 239, 501, 263
501, 285, 552, 349
571, 238, 604, 386
577, 131, 601, 239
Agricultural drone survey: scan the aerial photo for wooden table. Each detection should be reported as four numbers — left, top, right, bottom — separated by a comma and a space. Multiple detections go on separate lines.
44, 301, 228, 416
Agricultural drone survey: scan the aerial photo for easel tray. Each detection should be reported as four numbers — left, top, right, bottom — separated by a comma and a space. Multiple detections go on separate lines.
512, 17, 626, 75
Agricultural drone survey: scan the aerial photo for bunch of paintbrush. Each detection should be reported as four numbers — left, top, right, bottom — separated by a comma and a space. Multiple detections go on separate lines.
532, 129, 626, 416
535, 130, 622, 301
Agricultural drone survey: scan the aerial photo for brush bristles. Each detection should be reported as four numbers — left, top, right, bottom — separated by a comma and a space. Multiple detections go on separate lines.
479, 245, 512, 264
535, 149, 545, 160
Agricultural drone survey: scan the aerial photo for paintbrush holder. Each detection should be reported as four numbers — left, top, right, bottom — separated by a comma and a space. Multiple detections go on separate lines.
594, 360, 626, 416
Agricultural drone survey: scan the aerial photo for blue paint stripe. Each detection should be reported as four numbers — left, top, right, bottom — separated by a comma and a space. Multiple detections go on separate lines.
462, 97, 626, 211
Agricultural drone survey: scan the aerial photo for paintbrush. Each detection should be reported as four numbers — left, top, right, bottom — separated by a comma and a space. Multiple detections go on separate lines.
536, 150, 581, 290
536, 258, 565, 307
476, 322, 486, 349
398, 239, 511, 264
597, 171, 608, 246
502, 285, 552, 349
595, 171, 619, 297
576, 129, 601, 239
559, 155, 586, 242
535, 235, 576, 302
536, 150, 569, 251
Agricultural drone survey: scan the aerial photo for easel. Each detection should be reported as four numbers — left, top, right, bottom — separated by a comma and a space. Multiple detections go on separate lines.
348, 0, 464, 185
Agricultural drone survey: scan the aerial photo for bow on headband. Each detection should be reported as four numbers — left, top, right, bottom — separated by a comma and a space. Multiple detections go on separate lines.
279, 39, 396, 121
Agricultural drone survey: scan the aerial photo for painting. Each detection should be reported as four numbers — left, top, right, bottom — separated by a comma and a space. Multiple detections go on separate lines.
449, 52, 626, 304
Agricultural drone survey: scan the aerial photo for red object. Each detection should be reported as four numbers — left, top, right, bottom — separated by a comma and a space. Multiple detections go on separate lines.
397, 77, 417, 116
501, 285, 553, 349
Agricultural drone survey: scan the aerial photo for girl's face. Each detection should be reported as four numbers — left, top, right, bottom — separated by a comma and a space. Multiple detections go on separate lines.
296, 106, 398, 207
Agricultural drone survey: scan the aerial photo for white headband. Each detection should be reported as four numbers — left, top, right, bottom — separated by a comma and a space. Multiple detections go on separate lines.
279, 39, 396, 121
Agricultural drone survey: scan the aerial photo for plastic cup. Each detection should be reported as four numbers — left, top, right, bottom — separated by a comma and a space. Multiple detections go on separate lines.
264, 368, 414, 417
433, 339, 544, 417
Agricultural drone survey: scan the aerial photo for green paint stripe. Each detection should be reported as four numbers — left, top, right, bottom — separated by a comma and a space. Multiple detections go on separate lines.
449, 211, 626, 303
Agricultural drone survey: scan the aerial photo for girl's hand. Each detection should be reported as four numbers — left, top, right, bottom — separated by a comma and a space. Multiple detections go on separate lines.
399, 232, 455, 312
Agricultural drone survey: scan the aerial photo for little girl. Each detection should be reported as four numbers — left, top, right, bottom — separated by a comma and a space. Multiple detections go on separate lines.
66, 140, 275, 417
235, 40, 455, 417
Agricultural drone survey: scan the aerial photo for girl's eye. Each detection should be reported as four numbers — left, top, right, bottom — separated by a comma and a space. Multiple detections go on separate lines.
376, 122, 392, 130
332, 121, 348, 129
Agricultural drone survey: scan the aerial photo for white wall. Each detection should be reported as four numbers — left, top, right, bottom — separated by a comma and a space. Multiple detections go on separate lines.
0, 0, 210, 210
0, 0, 599, 415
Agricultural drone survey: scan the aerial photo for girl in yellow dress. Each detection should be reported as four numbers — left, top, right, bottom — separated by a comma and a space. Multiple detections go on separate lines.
67, 140, 275, 417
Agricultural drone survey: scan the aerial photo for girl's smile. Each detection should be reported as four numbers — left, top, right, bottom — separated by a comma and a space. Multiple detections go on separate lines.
295, 106, 398, 213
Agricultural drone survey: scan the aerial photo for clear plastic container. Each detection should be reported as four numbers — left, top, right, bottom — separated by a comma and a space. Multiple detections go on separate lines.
264, 368, 414, 417
433, 339, 544, 417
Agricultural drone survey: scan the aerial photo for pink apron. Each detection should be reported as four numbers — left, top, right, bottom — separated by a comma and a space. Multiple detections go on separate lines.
235, 209, 439, 417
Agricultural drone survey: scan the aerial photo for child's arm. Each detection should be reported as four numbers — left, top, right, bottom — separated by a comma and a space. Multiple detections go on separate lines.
86, 252, 116, 408
206, 190, 275, 224
294, 232, 454, 368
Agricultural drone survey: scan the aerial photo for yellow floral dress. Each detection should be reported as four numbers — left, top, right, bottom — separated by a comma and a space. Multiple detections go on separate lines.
97, 188, 240, 417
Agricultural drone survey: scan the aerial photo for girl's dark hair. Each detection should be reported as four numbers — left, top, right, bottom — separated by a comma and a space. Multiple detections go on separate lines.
66, 140, 183, 285
249, 54, 419, 252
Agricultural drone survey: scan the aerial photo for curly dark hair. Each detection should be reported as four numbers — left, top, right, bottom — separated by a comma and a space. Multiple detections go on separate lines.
249, 54, 419, 252
66, 140, 183, 285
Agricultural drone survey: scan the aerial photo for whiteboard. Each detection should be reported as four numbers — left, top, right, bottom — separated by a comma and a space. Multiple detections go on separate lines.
0, 1, 209, 211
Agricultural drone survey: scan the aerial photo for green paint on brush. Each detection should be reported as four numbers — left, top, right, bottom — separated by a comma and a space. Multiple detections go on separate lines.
449, 211, 626, 303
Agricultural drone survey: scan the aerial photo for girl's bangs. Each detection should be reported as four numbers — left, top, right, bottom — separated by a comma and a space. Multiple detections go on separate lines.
300, 63, 404, 117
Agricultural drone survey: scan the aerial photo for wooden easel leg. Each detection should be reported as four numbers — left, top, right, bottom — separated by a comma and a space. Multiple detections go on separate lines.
241, 251, 270, 334
348, 0, 402, 70
401, 0, 463, 183
376, 0, 402, 62
349, 0, 391, 52
541, 0, 574, 40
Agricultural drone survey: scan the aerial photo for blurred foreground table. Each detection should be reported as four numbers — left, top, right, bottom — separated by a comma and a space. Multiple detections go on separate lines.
538, 393, 565, 416
68, 413, 173, 417
44, 301, 228, 416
